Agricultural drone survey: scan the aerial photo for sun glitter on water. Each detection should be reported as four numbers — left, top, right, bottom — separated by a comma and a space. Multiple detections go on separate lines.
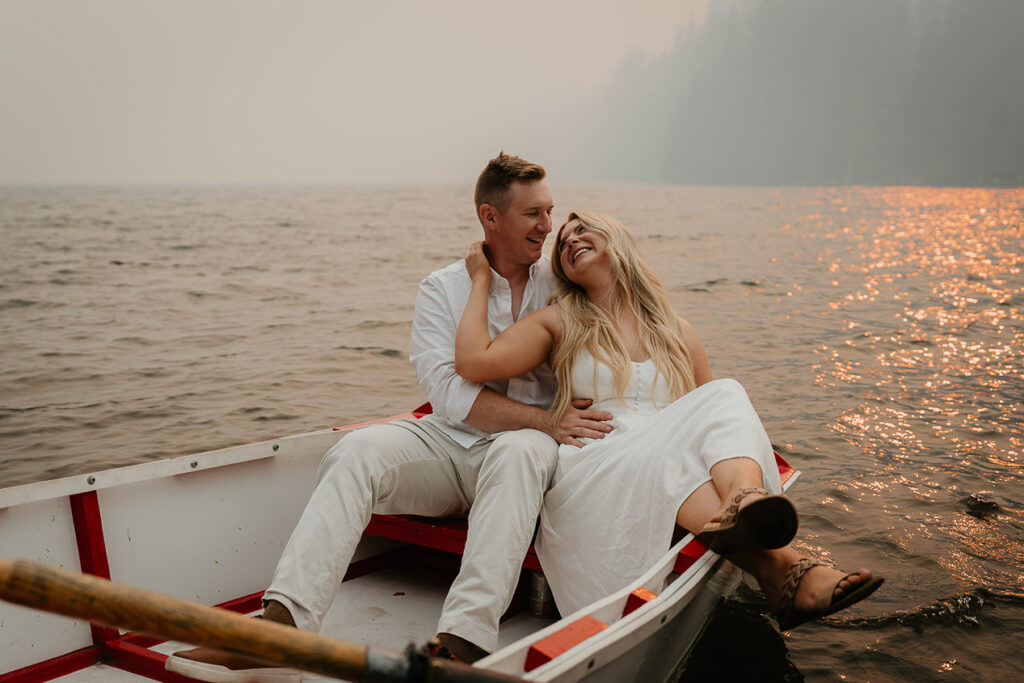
808, 187, 1024, 595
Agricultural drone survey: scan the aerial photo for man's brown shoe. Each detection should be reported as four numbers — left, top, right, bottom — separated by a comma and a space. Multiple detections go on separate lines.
428, 632, 490, 664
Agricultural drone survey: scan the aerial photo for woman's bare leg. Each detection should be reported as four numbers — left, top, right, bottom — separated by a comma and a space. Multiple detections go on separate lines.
674, 458, 768, 532
675, 480, 722, 530
676, 483, 873, 617
706, 457, 770, 521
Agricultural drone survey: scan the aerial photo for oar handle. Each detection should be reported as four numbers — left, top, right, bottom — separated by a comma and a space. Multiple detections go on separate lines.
0, 559, 521, 683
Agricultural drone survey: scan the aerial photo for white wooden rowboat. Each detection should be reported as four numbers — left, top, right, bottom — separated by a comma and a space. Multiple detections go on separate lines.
0, 404, 798, 683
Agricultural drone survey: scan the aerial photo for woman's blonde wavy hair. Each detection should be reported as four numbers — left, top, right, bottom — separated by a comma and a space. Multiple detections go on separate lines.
549, 210, 697, 424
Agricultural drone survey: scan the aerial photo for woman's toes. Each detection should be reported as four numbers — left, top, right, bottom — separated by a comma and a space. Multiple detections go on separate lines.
795, 566, 844, 611
834, 569, 872, 599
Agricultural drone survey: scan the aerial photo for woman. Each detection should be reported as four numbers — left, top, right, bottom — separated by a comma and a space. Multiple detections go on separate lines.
455, 210, 883, 628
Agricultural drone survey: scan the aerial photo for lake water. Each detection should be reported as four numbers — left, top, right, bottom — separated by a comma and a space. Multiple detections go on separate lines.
2, 184, 1022, 681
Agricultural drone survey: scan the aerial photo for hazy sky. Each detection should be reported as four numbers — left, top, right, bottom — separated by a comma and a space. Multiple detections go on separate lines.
1, 0, 708, 185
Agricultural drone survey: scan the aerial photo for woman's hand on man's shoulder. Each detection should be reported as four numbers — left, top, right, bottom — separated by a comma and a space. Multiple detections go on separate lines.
465, 241, 491, 283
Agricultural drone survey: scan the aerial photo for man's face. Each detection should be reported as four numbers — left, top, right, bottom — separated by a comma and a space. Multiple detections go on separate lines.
487, 179, 554, 267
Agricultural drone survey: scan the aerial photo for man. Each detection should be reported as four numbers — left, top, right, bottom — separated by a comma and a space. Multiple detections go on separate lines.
167, 152, 612, 681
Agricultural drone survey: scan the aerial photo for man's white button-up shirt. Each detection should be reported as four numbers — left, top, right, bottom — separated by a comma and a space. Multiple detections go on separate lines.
410, 255, 557, 447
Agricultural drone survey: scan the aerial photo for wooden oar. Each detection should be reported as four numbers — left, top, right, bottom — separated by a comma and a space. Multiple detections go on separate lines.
0, 559, 521, 683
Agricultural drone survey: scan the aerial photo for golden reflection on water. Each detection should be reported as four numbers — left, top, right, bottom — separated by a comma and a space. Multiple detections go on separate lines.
806, 187, 1024, 593
811, 190, 1023, 458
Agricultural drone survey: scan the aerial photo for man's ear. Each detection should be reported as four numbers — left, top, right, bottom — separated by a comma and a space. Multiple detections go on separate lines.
479, 203, 498, 229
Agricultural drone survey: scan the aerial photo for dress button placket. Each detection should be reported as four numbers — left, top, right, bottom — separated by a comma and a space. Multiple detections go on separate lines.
633, 363, 643, 411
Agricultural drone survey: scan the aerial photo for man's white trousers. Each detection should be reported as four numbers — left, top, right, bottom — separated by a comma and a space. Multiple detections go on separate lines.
264, 418, 557, 652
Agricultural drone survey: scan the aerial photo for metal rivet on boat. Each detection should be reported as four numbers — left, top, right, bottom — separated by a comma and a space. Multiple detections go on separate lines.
661, 615, 667, 623
190, 460, 198, 468
588, 660, 595, 669
273, 444, 279, 451
87, 476, 95, 485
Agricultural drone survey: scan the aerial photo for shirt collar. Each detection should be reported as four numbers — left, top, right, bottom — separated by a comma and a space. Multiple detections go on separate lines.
489, 255, 548, 293
528, 255, 549, 280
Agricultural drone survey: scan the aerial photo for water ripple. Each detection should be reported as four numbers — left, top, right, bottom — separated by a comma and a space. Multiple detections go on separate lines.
3, 184, 1023, 678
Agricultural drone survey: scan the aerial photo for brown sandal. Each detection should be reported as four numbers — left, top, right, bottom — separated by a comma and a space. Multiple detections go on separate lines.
698, 486, 798, 555
775, 558, 885, 630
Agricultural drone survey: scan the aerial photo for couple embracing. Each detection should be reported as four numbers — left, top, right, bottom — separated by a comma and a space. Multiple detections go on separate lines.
168, 152, 883, 681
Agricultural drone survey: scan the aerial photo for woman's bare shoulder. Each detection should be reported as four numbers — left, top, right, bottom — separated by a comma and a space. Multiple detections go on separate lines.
676, 315, 700, 339
524, 304, 562, 332
677, 315, 713, 384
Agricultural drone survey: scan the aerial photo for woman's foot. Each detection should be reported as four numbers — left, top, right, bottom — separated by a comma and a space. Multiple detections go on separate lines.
698, 486, 798, 555
771, 558, 884, 630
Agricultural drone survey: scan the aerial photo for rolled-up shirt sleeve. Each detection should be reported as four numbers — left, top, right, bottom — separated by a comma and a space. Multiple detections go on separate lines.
410, 274, 483, 423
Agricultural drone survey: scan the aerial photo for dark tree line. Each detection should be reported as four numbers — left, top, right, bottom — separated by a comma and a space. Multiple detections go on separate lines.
587, 0, 1024, 186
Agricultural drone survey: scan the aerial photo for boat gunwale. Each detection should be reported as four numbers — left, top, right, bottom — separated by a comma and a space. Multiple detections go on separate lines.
486, 468, 801, 680
0, 414, 417, 509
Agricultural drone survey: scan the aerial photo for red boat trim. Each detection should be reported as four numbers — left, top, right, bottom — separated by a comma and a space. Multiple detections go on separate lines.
210, 590, 266, 616
10, 490, 279, 681
331, 402, 431, 430
119, 633, 168, 649
102, 641, 195, 683
365, 514, 543, 571
69, 491, 112, 580
69, 491, 120, 644
622, 587, 658, 617
524, 615, 608, 672
116, 589, 265, 652
775, 451, 796, 483
0, 648, 100, 683
673, 537, 709, 574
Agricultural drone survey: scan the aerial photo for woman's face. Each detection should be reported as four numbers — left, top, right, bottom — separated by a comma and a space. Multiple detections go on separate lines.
557, 219, 609, 284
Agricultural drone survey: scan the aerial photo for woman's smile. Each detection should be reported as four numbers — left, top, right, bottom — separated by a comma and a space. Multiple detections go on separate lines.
570, 245, 592, 264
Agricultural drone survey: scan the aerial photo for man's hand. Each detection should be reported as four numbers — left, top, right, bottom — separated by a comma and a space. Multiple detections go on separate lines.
463, 392, 612, 445
551, 398, 613, 448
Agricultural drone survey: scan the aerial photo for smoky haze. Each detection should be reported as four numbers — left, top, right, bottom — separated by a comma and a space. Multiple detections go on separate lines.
0, 0, 708, 185
1, 0, 1021, 186
577, 0, 1024, 186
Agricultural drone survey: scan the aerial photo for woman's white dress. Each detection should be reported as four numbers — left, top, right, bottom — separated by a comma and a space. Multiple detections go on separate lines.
534, 350, 782, 615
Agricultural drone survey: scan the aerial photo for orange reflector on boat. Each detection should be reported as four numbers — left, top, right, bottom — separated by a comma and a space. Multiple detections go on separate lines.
622, 587, 658, 616
673, 538, 708, 574
524, 615, 608, 672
